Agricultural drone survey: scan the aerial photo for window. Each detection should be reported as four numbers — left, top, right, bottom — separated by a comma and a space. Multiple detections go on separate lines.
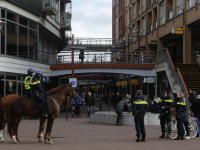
149, 21, 152, 32
138, 8, 141, 16
143, 0, 146, 12
19, 17, 28, 26
133, 3, 136, 20
29, 30, 38, 60
177, 0, 183, 15
133, 24, 136, 42
154, 18, 157, 29
160, 2, 165, 25
167, 6, 173, 21
142, 17, 146, 35
116, 0, 119, 18
126, 0, 129, 7
116, 19, 119, 37
126, 10, 129, 26
187, 0, 195, 9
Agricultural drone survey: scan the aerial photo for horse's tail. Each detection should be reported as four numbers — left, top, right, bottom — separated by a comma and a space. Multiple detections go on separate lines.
7, 114, 13, 139
0, 98, 5, 127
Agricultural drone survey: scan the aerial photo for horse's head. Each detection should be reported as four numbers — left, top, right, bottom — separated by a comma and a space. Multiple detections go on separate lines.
66, 83, 79, 100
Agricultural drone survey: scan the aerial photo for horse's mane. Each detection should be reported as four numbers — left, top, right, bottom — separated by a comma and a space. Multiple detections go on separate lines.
47, 85, 69, 95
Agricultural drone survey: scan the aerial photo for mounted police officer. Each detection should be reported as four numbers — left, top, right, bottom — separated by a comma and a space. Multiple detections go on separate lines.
133, 90, 148, 142
31, 71, 49, 119
158, 90, 173, 138
24, 68, 35, 98
174, 93, 186, 140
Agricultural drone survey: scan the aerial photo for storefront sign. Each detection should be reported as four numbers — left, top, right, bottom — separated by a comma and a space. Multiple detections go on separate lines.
144, 77, 156, 83
116, 82, 121, 86
172, 28, 183, 34
91, 86, 96, 89
149, 40, 158, 46
95, 85, 101, 89
120, 81, 127, 86
69, 78, 77, 87
130, 79, 139, 85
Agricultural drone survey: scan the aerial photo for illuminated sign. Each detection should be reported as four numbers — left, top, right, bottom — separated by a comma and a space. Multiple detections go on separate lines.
116, 82, 121, 86
130, 79, 139, 85
120, 81, 127, 86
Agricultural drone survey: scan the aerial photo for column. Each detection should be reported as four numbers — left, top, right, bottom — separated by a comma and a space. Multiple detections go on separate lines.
183, 25, 192, 63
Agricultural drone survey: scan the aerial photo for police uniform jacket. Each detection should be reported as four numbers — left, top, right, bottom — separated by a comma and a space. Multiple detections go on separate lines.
132, 95, 147, 117
158, 95, 173, 114
176, 97, 186, 118
31, 77, 46, 95
24, 76, 31, 91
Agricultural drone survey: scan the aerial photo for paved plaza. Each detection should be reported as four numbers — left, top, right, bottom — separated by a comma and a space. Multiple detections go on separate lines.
0, 106, 199, 150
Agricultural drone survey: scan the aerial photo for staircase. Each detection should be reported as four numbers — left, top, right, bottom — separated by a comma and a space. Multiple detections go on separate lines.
174, 64, 200, 95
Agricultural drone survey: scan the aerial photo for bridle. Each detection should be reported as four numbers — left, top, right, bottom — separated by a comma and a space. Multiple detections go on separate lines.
68, 86, 78, 99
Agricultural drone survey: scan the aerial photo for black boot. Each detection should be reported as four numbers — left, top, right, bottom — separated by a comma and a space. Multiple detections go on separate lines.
181, 136, 185, 140
40, 103, 48, 119
159, 132, 165, 138
135, 138, 140, 142
174, 136, 181, 140
141, 138, 146, 142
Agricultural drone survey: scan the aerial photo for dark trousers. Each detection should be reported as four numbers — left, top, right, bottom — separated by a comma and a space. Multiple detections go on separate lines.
134, 115, 146, 138
116, 111, 122, 123
160, 113, 171, 133
183, 121, 190, 136
75, 104, 81, 115
177, 116, 184, 137
32, 94, 46, 104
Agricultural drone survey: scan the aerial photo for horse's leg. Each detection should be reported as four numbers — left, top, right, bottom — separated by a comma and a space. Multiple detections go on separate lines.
0, 115, 9, 143
37, 119, 47, 142
12, 117, 21, 144
44, 117, 55, 144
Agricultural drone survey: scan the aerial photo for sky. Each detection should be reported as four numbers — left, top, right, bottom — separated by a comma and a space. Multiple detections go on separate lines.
71, 0, 112, 38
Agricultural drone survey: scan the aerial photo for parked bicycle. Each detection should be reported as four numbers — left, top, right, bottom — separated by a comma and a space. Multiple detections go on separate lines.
166, 117, 198, 139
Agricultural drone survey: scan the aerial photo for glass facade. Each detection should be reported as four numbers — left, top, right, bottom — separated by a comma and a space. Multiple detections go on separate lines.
0, 8, 38, 61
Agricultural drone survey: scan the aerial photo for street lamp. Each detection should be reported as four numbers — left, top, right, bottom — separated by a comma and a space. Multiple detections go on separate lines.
0, 21, 6, 33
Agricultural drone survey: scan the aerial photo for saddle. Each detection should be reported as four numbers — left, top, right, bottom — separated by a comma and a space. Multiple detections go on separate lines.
30, 95, 49, 110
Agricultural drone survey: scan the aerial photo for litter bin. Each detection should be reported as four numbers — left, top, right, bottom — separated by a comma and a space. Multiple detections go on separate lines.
99, 103, 105, 111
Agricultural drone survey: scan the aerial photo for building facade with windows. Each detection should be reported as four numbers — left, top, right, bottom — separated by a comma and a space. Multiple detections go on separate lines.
0, 0, 72, 97
115, 0, 200, 64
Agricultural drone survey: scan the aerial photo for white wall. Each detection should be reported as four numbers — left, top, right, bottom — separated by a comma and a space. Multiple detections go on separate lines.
0, 56, 50, 76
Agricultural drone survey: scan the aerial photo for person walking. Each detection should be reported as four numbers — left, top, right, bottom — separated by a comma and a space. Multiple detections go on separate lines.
158, 90, 173, 138
183, 96, 190, 139
132, 90, 148, 142
86, 92, 95, 116
174, 93, 186, 140
190, 94, 200, 137
72, 94, 82, 116
115, 94, 130, 126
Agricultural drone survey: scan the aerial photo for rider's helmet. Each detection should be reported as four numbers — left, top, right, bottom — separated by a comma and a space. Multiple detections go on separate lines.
27, 68, 35, 76
35, 71, 42, 79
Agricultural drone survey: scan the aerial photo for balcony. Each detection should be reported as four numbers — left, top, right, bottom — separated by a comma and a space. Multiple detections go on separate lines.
42, 0, 56, 15
61, 0, 71, 3
60, 13, 71, 30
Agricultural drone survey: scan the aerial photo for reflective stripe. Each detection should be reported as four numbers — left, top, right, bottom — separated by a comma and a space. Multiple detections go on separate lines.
31, 80, 41, 85
177, 102, 186, 105
159, 99, 162, 102
24, 76, 31, 90
159, 99, 173, 102
133, 100, 148, 104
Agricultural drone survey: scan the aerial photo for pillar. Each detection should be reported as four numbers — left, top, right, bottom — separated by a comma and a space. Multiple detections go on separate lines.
183, 25, 192, 63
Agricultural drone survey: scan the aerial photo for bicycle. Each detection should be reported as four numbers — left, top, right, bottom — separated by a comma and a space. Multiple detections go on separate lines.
166, 117, 198, 139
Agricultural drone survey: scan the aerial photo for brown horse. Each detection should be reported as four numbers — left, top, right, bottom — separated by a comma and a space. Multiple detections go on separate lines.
0, 94, 20, 143
8, 84, 78, 144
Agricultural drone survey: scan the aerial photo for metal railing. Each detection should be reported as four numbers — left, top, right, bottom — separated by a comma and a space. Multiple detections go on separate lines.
156, 48, 189, 96
71, 38, 114, 46
60, 13, 71, 29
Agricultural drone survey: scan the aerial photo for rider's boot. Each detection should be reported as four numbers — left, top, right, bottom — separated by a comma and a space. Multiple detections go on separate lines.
40, 103, 48, 119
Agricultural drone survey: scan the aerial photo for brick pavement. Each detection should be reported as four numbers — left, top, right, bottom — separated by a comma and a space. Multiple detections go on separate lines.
0, 105, 199, 150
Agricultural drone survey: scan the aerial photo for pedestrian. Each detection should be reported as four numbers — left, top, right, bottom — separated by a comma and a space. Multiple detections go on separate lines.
183, 96, 190, 140
72, 94, 82, 116
149, 99, 155, 113
115, 94, 130, 126
113, 92, 122, 110
132, 90, 148, 142
174, 93, 186, 140
86, 92, 95, 117
158, 90, 173, 138
190, 94, 200, 137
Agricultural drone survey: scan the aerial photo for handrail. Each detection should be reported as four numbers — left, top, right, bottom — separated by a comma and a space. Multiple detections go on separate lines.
166, 48, 175, 70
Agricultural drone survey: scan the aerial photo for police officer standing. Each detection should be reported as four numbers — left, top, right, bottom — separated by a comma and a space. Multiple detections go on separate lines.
24, 68, 35, 98
133, 90, 147, 142
175, 93, 186, 140
158, 90, 173, 138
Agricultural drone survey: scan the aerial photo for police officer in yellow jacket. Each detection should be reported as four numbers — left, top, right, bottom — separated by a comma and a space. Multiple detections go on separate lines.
174, 93, 186, 140
133, 90, 148, 142
24, 68, 34, 98
158, 90, 173, 138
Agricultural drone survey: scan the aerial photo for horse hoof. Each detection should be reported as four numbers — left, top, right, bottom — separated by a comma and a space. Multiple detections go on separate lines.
14, 141, 19, 144
49, 141, 54, 145
18, 141, 21, 144
39, 140, 43, 143
45, 141, 49, 144
1, 140, 5, 143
